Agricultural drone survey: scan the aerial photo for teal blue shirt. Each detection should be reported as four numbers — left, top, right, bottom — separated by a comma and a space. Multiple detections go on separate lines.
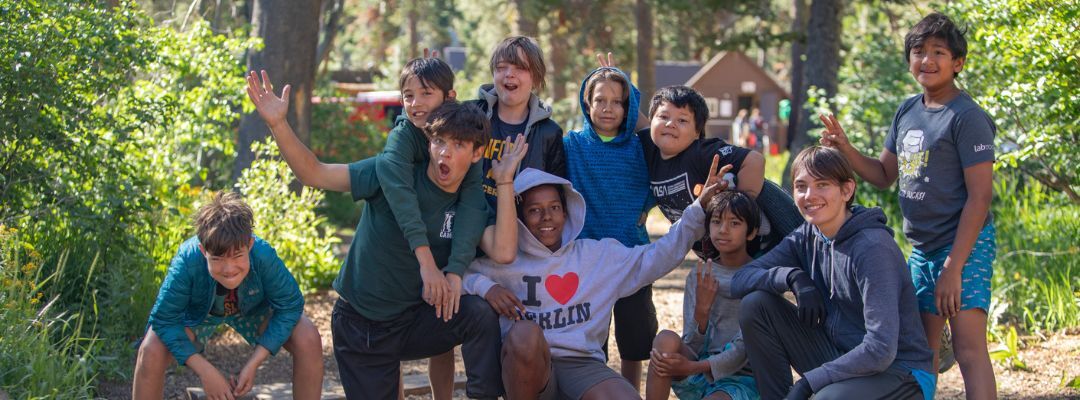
147, 236, 304, 366
334, 157, 466, 321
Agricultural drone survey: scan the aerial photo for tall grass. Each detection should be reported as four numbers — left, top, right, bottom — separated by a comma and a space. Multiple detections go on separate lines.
0, 227, 97, 398
991, 175, 1080, 334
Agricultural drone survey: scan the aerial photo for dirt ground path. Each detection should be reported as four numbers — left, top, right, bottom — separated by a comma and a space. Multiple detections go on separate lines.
102, 264, 1080, 399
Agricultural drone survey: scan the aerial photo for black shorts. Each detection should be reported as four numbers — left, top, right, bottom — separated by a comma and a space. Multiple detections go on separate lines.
611, 285, 658, 361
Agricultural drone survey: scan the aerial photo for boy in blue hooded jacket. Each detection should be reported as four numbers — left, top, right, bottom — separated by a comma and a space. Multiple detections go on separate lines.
133, 192, 323, 399
563, 64, 655, 388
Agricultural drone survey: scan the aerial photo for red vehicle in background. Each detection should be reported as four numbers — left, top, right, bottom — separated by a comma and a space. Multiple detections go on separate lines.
313, 88, 403, 127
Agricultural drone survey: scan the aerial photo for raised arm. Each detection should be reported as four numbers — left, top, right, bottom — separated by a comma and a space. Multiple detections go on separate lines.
736, 150, 765, 198
819, 113, 898, 189
478, 134, 528, 263
246, 70, 350, 192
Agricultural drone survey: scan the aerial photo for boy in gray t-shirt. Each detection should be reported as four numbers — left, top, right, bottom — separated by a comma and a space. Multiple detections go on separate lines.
819, 12, 997, 400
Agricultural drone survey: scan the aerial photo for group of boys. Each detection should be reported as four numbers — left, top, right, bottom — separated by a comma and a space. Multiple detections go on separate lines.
134, 11, 997, 400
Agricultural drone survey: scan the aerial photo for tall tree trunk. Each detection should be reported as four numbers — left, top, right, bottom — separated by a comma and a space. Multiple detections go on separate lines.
786, 0, 808, 153
407, 0, 419, 59
550, 9, 569, 101
234, 0, 322, 179
512, 0, 537, 37
635, 0, 655, 108
783, 0, 841, 189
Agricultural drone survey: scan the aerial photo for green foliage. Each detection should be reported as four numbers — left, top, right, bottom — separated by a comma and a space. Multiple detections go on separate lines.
308, 99, 389, 228
947, 0, 1080, 203
1, 0, 343, 390
0, 227, 97, 398
236, 141, 341, 292
989, 326, 1029, 371
991, 175, 1080, 333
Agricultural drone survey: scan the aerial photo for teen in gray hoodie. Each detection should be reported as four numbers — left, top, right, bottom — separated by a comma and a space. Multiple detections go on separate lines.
731, 147, 934, 400
463, 160, 727, 399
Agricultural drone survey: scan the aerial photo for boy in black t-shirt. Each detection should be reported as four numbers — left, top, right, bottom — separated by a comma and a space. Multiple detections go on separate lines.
638, 86, 767, 256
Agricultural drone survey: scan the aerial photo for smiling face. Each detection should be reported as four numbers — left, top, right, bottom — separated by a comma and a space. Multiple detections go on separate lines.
587, 80, 626, 137
427, 135, 483, 193
649, 101, 698, 159
401, 76, 451, 128
709, 209, 755, 256
201, 238, 254, 290
908, 37, 964, 93
492, 48, 536, 110
520, 185, 566, 252
792, 168, 855, 238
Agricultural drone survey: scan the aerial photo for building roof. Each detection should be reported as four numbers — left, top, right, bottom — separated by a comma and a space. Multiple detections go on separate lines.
655, 60, 702, 89
685, 51, 790, 98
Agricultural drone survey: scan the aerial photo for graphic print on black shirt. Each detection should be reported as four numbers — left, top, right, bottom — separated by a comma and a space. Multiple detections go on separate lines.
652, 172, 696, 223
638, 131, 750, 224
481, 108, 529, 202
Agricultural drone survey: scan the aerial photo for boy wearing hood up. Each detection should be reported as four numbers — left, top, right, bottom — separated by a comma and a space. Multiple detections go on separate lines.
563, 65, 655, 389
463, 159, 728, 400
730, 147, 934, 400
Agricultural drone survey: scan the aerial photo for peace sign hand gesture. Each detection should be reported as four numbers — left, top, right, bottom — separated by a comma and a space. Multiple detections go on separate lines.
697, 154, 734, 208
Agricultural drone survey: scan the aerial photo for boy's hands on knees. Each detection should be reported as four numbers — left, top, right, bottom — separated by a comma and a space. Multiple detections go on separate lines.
444, 273, 462, 321
935, 259, 964, 318
818, 114, 852, 153
490, 134, 529, 185
693, 259, 719, 334
245, 70, 290, 128
483, 284, 526, 320
787, 270, 825, 327
649, 349, 704, 378
697, 154, 733, 207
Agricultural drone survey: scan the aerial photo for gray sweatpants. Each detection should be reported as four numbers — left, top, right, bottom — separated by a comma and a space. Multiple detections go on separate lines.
739, 291, 924, 400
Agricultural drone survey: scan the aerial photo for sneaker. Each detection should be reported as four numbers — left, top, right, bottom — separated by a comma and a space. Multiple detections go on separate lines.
938, 325, 956, 373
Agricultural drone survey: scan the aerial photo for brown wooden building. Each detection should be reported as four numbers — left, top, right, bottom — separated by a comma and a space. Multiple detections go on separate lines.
675, 51, 790, 150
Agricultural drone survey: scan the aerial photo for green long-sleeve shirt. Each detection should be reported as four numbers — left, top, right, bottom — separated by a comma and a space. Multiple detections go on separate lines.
375, 117, 489, 276
333, 157, 478, 321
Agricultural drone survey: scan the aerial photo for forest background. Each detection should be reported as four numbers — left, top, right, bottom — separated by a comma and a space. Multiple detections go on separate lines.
0, 0, 1077, 397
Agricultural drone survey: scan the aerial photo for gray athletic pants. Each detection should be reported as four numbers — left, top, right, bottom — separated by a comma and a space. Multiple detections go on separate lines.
738, 291, 924, 400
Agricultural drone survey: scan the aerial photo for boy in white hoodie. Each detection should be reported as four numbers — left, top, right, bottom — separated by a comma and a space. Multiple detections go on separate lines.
463, 158, 728, 399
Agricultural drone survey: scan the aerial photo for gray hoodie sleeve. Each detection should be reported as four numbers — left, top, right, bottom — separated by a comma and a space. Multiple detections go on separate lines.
730, 228, 805, 298
803, 230, 906, 391
703, 331, 748, 381
614, 200, 708, 297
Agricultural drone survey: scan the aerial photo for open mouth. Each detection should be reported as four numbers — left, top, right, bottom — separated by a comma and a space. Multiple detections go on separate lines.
503, 83, 519, 92
438, 163, 451, 180
411, 111, 427, 119
801, 203, 825, 213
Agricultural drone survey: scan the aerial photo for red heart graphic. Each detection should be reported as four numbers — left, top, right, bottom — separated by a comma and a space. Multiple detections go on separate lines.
545, 272, 579, 305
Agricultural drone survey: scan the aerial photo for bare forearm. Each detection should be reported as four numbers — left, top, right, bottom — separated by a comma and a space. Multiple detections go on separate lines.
186, 354, 219, 379
839, 145, 894, 189
945, 194, 991, 271
266, 120, 350, 192
244, 346, 271, 370
480, 183, 518, 263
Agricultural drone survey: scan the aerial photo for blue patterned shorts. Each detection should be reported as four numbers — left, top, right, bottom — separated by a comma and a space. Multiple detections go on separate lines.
909, 223, 996, 315
671, 372, 759, 400
191, 309, 271, 350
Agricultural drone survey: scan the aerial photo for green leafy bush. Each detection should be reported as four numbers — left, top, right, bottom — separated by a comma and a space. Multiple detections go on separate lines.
235, 141, 341, 292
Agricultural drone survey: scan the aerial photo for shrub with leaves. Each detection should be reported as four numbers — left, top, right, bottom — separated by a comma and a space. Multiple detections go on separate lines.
235, 141, 341, 292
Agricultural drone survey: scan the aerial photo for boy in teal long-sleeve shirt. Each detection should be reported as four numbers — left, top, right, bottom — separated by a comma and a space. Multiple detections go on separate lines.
133, 192, 323, 399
